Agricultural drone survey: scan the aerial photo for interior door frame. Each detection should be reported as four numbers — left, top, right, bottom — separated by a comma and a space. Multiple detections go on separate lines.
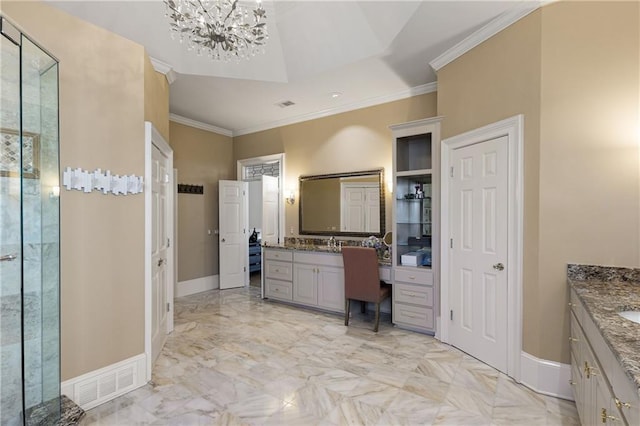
440, 115, 523, 380
237, 153, 285, 244
144, 122, 175, 381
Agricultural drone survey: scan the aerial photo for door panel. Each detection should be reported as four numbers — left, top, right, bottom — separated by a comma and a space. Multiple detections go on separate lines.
151, 143, 170, 363
219, 180, 247, 289
261, 175, 279, 245
449, 135, 508, 373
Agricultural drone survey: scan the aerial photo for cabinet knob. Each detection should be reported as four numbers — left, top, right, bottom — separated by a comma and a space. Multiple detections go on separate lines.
614, 398, 631, 409
568, 302, 575, 307
602, 408, 618, 423
568, 380, 576, 386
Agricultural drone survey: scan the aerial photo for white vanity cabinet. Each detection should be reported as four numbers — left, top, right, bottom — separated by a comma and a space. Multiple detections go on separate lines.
293, 251, 344, 313
570, 288, 639, 425
263, 249, 293, 301
392, 267, 434, 332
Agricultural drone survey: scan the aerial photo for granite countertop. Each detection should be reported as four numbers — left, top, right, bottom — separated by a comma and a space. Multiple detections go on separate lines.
568, 264, 640, 394
262, 242, 392, 266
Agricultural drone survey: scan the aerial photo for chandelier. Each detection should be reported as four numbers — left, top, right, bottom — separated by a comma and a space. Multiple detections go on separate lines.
164, 0, 268, 61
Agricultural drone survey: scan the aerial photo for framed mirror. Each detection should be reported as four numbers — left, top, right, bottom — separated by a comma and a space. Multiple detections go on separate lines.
299, 168, 385, 237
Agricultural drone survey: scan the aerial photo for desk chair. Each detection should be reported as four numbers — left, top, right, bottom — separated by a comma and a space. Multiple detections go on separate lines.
342, 247, 391, 332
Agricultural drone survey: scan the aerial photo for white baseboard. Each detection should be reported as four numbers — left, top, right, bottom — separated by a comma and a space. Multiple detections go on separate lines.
520, 351, 573, 401
177, 275, 219, 297
61, 353, 147, 411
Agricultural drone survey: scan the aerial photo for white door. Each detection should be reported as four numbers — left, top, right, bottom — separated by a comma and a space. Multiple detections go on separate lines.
151, 143, 170, 363
449, 135, 508, 372
219, 180, 247, 289
261, 175, 279, 245
342, 186, 365, 232
365, 186, 380, 233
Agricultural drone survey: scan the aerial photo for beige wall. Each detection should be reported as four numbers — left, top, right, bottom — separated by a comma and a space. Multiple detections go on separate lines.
233, 92, 438, 237
437, 7, 544, 362
2, 1, 150, 379
144, 55, 170, 141
170, 122, 233, 282
437, 1, 639, 364
537, 1, 639, 362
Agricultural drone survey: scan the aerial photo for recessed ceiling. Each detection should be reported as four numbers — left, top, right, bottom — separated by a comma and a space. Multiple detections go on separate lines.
45, 0, 523, 135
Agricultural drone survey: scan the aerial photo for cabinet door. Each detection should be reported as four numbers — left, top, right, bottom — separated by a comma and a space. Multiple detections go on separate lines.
317, 266, 344, 312
293, 263, 318, 305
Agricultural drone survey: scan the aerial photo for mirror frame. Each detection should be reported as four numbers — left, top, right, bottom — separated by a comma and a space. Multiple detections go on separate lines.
298, 168, 385, 237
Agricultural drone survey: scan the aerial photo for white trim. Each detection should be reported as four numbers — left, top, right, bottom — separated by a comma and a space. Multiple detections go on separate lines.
169, 113, 233, 137
520, 352, 574, 401
440, 115, 524, 381
177, 275, 219, 297
61, 353, 147, 411
429, 2, 541, 72
149, 57, 177, 84
144, 122, 175, 381
234, 82, 438, 137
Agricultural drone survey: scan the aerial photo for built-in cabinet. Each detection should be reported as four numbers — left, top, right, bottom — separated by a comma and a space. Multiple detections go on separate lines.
570, 288, 639, 425
263, 247, 391, 315
389, 117, 440, 334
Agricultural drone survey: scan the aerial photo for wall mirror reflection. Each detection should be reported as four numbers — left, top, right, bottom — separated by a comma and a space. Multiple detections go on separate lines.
299, 168, 385, 236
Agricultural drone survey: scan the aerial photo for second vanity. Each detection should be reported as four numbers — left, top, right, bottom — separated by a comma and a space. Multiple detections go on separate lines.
569, 264, 640, 425
262, 244, 435, 333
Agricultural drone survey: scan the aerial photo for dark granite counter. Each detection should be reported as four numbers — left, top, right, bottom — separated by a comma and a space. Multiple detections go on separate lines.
263, 241, 392, 266
568, 264, 640, 395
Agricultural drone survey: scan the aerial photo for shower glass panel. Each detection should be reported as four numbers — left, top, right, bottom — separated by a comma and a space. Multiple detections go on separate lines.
0, 16, 60, 425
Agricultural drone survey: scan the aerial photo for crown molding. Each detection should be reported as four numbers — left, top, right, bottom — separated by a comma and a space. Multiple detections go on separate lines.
149, 57, 177, 84
429, 1, 541, 72
233, 81, 438, 137
169, 114, 233, 137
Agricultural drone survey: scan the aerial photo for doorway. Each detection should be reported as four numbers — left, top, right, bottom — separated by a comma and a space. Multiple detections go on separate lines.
144, 122, 175, 379
237, 154, 284, 289
440, 115, 523, 380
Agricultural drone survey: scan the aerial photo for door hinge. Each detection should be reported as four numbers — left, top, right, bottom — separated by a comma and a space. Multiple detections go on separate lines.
450, 310, 453, 320
450, 166, 454, 178
167, 238, 170, 248
167, 302, 170, 312
244, 266, 246, 272
450, 238, 453, 249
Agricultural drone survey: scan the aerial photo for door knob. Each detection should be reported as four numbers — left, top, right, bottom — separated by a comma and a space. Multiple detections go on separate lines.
158, 258, 164, 267
221, 238, 226, 242
493, 263, 505, 271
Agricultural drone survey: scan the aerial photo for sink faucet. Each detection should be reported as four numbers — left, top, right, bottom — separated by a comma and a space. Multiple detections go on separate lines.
328, 236, 336, 250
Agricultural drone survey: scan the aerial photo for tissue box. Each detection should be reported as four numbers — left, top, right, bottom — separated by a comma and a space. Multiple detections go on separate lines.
401, 251, 425, 266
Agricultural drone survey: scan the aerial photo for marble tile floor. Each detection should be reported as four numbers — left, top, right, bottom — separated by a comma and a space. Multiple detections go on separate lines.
82, 287, 579, 425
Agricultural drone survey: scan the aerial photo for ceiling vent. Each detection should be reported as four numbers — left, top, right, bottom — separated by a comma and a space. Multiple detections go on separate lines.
276, 100, 295, 108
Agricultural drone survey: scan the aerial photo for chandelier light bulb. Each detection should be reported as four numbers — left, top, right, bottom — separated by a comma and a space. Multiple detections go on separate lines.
164, 0, 268, 62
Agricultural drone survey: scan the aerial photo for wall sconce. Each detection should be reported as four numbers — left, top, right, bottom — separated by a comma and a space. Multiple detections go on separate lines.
285, 189, 295, 205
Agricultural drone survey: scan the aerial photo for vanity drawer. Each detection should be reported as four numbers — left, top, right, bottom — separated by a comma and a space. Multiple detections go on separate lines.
294, 251, 343, 267
264, 260, 293, 281
265, 279, 292, 301
379, 266, 391, 283
394, 268, 432, 285
264, 249, 293, 262
394, 282, 433, 307
394, 304, 434, 329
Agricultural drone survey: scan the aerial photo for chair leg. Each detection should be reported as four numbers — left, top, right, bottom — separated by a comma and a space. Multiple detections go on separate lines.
344, 298, 350, 326
374, 302, 381, 332
360, 301, 366, 314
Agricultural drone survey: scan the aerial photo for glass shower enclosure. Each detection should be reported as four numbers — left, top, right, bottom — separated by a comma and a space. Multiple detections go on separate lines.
1, 16, 61, 425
